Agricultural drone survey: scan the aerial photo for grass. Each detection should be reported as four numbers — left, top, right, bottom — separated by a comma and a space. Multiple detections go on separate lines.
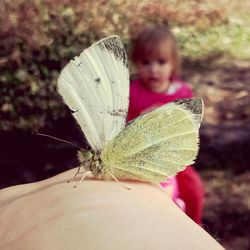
174, 18, 250, 60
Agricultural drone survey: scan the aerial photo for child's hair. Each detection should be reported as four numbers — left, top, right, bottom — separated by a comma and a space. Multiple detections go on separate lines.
131, 25, 180, 77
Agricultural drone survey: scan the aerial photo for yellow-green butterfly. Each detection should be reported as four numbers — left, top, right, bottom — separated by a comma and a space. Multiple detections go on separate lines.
57, 35, 203, 184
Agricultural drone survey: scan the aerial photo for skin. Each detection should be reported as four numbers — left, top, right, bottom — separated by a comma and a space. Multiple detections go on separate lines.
137, 57, 172, 93
0, 168, 224, 250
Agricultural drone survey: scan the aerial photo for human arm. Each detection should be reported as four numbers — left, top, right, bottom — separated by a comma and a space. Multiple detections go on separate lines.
0, 168, 224, 250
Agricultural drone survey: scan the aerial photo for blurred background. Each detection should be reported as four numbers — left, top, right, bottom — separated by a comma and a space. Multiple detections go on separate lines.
0, 0, 249, 249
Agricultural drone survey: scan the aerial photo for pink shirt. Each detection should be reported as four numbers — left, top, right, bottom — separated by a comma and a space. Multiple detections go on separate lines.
127, 78, 193, 121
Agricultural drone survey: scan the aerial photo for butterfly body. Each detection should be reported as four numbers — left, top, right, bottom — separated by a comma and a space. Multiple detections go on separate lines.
57, 36, 203, 184
77, 150, 104, 178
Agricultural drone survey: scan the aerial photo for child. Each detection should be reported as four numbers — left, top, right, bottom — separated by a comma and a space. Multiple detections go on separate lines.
127, 24, 204, 225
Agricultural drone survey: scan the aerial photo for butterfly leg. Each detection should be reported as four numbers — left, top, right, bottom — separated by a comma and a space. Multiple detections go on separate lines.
68, 165, 82, 183
108, 172, 131, 191
73, 171, 92, 188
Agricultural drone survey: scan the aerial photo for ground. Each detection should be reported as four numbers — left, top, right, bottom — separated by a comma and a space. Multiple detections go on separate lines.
183, 59, 250, 250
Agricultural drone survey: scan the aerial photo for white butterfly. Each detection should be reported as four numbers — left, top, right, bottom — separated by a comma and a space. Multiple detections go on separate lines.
57, 35, 203, 185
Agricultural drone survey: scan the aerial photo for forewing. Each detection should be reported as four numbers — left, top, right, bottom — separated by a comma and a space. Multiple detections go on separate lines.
57, 36, 129, 151
173, 98, 204, 129
101, 98, 203, 182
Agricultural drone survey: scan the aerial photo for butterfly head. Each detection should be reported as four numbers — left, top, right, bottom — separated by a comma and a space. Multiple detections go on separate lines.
77, 150, 104, 177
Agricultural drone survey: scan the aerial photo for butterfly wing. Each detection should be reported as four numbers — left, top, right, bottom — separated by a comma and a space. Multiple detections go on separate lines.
100, 98, 203, 182
57, 36, 129, 151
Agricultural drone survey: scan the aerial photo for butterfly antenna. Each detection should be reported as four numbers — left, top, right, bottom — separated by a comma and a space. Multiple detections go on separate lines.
85, 143, 92, 152
108, 172, 131, 191
33, 131, 81, 149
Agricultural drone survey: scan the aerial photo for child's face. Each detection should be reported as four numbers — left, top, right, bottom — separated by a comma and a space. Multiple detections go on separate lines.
137, 57, 172, 93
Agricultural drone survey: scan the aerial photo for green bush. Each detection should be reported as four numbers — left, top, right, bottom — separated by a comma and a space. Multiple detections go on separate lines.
0, 0, 249, 131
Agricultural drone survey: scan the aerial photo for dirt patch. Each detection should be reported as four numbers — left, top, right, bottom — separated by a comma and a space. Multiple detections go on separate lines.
184, 60, 250, 125
183, 59, 250, 249
183, 60, 250, 172
201, 170, 250, 250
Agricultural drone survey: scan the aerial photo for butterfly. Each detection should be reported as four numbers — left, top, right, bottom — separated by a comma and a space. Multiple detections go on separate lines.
57, 35, 203, 185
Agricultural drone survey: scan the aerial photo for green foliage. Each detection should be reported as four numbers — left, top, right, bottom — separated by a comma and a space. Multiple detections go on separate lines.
1, 0, 250, 130
176, 21, 250, 60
